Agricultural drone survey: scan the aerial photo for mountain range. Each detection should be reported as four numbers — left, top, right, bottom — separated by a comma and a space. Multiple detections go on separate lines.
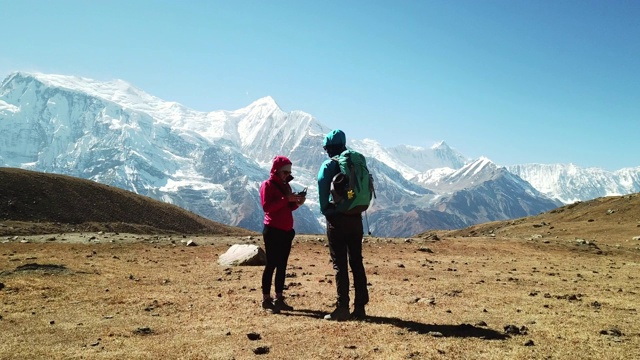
1, 72, 639, 237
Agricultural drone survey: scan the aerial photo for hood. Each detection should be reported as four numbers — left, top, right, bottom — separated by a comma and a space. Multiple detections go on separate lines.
323, 129, 346, 147
270, 155, 292, 176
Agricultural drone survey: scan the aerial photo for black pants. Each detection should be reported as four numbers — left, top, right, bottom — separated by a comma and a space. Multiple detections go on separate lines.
261, 225, 295, 296
326, 214, 369, 308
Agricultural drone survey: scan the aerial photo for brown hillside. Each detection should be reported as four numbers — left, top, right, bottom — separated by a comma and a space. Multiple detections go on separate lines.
0, 167, 255, 236
424, 193, 640, 245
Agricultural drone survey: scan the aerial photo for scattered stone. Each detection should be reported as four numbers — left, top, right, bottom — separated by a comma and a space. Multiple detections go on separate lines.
416, 297, 436, 305
253, 346, 270, 355
475, 321, 487, 327
186, 240, 197, 246
600, 328, 623, 337
632, 236, 640, 241
524, 339, 535, 346
218, 244, 266, 266
504, 325, 528, 335
0, 282, 4, 290
133, 327, 153, 335
428, 331, 443, 337
417, 247, 433, 253
247, 332, 261, 340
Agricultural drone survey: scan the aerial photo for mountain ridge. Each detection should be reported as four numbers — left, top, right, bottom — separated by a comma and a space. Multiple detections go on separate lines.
0, 167, 255, 236
1, 71, 638, 237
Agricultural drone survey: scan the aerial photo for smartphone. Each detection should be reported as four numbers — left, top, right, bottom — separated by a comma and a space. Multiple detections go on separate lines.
298, 187, 307, 196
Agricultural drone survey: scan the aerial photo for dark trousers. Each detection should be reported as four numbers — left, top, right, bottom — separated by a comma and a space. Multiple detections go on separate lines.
261, 225, 295, 296
326, 215, 369, 308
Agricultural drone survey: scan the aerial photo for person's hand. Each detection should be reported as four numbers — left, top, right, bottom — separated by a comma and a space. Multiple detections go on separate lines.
286, 194, 301, 203
297, 195, 306, 205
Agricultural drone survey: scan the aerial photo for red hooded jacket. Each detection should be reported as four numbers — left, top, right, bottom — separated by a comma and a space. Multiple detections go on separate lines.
260, 156, 300, 231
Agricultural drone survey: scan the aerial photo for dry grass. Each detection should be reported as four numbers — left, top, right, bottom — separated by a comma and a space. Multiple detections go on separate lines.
1, 168, 640, 359
1, 232, 639, 360
0, 167, 255, 236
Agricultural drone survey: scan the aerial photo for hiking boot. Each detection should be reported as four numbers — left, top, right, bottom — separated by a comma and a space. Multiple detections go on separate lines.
262, 299, 280, 314
323, 307, 350, 321
274, 297, 294, 312
351, 306, 366, 320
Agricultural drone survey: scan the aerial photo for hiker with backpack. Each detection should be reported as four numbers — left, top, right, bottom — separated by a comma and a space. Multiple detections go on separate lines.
317, 129, 374, 321
259, 155, 305, 313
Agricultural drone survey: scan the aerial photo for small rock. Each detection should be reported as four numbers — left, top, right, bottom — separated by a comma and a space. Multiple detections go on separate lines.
133, 327, 153, 335
524, 339, 535, 346
247, 332, 261, 340
253, 346, 270, 355
600, 328, 623, 337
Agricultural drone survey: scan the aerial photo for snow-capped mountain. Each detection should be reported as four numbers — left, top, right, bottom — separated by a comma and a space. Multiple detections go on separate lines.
432, 159, 562, 225
1, 72, 638, 237
388, 141, 468, 173
508, 164, 640, 204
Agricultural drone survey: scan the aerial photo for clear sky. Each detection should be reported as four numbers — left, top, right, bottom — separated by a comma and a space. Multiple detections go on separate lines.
2, 0, 639, 171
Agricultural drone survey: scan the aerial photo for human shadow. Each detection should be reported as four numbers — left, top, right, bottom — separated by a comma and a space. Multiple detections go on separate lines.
283, 309, 508, 340
281, 308, 327, 319
364, 315, 509, 340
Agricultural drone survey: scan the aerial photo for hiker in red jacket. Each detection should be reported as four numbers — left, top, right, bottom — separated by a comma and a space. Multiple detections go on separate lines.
259, 155, 305, 313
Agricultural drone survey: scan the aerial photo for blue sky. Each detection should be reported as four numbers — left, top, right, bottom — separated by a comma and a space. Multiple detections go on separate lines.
2, 0, 639, 170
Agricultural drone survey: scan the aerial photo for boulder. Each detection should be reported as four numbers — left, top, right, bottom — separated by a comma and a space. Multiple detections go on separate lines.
218, 244, 266, 266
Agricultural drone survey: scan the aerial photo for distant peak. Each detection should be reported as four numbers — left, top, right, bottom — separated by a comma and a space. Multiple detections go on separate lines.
475, 156, 493, 164
249, 96, 280, 109
431, 140, 449, 150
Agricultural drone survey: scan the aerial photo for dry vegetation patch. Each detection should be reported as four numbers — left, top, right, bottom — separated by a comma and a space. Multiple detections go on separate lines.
2, 169, 640, 358
2, 233, 639, 359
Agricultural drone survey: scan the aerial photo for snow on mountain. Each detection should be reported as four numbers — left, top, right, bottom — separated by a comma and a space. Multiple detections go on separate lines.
412, 167, 456, 187
432, 159, 562, 225
422, 157, 502, 192
2, 71, 638, 237
350, 138, 422, 179
507, 163, 640, 204
387, 141, 468, 173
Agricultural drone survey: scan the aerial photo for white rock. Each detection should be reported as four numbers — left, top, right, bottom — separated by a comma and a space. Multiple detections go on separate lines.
218, 244, 266, 266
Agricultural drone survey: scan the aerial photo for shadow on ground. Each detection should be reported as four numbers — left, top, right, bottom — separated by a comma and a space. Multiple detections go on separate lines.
284, 309, 508, 340
365, 315, 509, 340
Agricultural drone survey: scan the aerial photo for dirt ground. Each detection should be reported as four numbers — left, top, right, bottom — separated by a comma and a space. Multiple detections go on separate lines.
1, 231, 639, 360
2, 168, 640, 359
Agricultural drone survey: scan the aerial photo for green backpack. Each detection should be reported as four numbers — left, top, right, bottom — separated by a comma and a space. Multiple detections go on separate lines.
330, 149, 376, 214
